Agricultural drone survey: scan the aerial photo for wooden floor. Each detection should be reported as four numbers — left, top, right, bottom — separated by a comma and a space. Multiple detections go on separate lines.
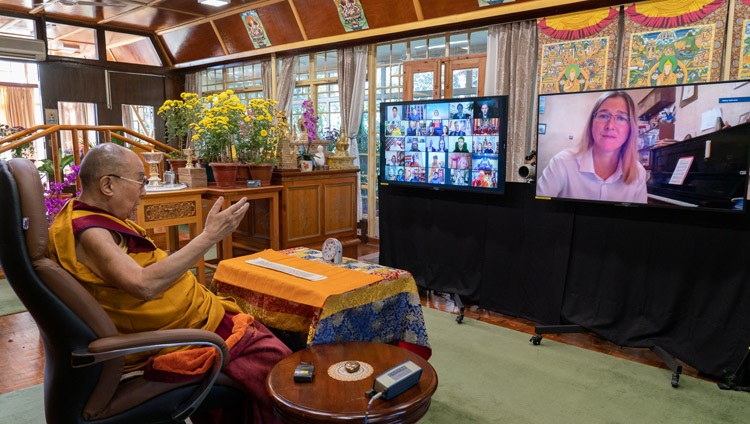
0, 241, 708, 396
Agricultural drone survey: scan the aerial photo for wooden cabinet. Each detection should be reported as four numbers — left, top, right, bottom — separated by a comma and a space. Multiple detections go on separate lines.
272, 169, 360, 258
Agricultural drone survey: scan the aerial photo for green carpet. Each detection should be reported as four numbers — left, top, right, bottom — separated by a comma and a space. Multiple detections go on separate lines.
0, 278, 26, 316
1, 308, 748, 423
420, 308, 749, 423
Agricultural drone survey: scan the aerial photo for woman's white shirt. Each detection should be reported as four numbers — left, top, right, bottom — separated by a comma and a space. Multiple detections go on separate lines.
537, 148, 648, 203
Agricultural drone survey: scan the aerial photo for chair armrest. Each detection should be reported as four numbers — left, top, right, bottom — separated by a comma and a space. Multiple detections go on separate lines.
72, 329, 229, 368
72, 329, 231, 422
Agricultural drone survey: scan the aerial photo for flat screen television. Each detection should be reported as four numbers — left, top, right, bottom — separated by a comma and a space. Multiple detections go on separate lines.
535, 80, 750, 212
379, 96, 508, 194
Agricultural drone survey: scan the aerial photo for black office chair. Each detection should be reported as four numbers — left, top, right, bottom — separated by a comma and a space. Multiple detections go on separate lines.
0, 158, 249, 423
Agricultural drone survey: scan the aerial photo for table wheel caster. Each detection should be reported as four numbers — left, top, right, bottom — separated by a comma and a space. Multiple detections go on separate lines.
530, 335, 543, 345
455, 313, 464, 324
671, 372, 680, 388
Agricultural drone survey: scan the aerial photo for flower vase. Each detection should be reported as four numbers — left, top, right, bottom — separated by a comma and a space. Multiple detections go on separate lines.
167, 159, 187, 183
248, 163, 274, 186
299, 160, 314, 172
209, 162, 239, 187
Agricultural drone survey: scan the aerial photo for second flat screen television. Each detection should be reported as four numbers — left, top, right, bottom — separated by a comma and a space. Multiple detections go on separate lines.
380, 96, 508, 194
535, 80, 750, 212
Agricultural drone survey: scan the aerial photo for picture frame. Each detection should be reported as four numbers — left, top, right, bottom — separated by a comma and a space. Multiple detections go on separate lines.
538, 123, 546, 135
680, 85, 697, 107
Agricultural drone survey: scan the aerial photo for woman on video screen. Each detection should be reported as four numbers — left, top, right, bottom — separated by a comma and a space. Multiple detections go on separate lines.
536, 91, 647, 203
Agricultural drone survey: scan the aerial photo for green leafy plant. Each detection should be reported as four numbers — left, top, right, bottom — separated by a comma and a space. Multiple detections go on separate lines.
157, 92, 200, 157
191, 90, 247, 163
235, 98, 283, 165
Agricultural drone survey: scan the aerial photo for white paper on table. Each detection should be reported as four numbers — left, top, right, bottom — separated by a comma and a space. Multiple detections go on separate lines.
669, 156, 694, 185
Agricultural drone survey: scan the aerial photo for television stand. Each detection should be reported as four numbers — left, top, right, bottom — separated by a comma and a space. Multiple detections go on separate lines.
452, 293, 465, 324
530, 324, 683, 387
718, 347, 750, 392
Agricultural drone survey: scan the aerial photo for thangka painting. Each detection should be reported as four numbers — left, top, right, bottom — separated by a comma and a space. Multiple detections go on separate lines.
538, 38, 611, 94
537, 8, 619, 94
730, 0, 750, 79
334, 0, 369, 32
621, 0, 729, 87
625, 25, 716, 87
241, 10, 271, 49
478, 0, 515, 6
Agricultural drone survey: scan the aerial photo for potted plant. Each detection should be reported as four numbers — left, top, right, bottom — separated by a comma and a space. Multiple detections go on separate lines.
192, 90, 247, 186
157, 92, 200, 173
296, 99, 319, 171
234, 98, 284, 186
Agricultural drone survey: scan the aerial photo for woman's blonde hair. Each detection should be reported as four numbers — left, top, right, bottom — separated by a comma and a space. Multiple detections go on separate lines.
580, 91, 640, 184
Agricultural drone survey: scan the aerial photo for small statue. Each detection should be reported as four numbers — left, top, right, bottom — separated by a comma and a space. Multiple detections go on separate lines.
314, 145, 326, 167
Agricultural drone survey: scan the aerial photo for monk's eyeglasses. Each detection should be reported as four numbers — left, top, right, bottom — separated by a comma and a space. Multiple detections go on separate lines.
106, 174, 149, 187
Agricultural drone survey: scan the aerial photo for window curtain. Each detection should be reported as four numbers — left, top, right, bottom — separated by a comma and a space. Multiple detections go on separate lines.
484, 20, 537, 183
337, 45, 368, 221
275, 57, 296, 117
0, 86, 35, 128
261, 58, 273, 98
185, 72, 201, 97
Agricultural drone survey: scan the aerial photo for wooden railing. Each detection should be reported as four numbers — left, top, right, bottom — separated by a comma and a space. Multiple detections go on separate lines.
0, 124, 178, 189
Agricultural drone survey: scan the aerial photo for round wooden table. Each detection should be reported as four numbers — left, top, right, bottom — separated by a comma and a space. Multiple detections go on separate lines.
266, 342, 438, 423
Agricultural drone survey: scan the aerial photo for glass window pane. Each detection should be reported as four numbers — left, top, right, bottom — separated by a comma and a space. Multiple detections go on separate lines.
428, 37, 446, 59
46, 23, 98, 60
410, 39, 427, 61
469, 30, 488, 54
105, 31, 162, 66
449, 33, 469, 57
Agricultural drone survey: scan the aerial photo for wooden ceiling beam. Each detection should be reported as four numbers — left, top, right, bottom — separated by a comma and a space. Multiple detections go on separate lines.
155, 0, 287, 37
173, 0, 622, 70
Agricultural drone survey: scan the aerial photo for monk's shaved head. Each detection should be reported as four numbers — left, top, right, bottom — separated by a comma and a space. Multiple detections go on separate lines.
78, 144, 134, 189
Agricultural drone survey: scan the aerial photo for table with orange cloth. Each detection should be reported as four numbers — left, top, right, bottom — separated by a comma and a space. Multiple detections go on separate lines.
212, 247, 431, 358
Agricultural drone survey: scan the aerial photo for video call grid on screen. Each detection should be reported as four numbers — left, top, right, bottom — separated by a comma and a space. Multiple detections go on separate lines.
534, 80, 750, 212
381, 96, 509, 194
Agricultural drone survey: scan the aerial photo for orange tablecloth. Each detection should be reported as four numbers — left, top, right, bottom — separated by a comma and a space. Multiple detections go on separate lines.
213, 249, 381, 308
213, 248, 431, 357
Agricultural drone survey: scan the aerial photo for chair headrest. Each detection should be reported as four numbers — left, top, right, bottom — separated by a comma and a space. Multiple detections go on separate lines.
8, 158, 50, 261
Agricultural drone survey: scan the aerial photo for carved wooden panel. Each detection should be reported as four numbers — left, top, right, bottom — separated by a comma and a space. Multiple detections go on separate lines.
324, 182, 355, 234
143, 200, 197, 223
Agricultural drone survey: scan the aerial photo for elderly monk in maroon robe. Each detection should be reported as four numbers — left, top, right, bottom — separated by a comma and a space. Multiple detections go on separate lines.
47, 143, 291, 424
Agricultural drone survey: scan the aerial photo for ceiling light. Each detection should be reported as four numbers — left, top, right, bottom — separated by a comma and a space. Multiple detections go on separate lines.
198, 0, 229, 6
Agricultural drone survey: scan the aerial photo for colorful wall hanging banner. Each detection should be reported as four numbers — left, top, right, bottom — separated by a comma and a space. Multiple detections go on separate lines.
537, 8, 618, 94
241, 10, 271, 49
621, 0, 729, 87
730, 0, 750, 79
334, 0, 369, 31
625, 0, 726, 28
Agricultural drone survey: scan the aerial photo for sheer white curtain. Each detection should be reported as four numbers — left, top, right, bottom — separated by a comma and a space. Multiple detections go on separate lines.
275, 56, 296, 116
484, 20, 537, 183
337, 45, 368, 221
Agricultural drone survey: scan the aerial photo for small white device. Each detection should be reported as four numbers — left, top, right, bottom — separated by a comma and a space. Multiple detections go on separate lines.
372, 360, 422, 400
322, 238, 343, 264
